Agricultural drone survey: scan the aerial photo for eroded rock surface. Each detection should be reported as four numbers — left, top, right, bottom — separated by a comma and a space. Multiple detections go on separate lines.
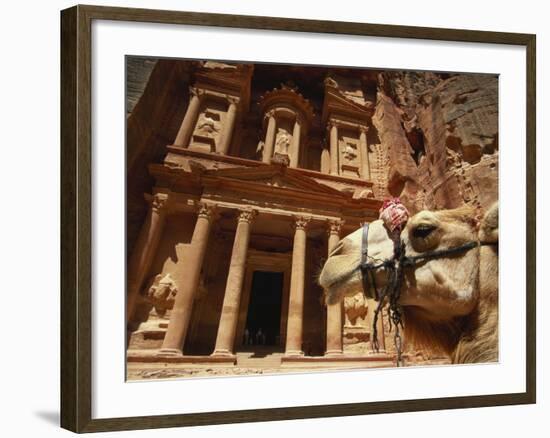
372, 71, 498, 214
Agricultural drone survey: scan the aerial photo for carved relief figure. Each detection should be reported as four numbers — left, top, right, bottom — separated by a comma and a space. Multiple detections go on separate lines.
275, 127, 291, 155
196, 112, 219, 137
343, 142, 358, 162
256, 140, 265, 157
344, 292, 369, 327
145, 273, 178, 317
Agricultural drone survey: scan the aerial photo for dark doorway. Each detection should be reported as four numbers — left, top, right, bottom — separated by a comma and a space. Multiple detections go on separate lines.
243, 271, 284, 347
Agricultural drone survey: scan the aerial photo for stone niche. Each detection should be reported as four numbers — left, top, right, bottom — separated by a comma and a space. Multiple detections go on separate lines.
188, 97, 227, 153
322, 74, 374, 179
338, 127, 362, 178
258, 85, 314, 168
173, 61, 253, 156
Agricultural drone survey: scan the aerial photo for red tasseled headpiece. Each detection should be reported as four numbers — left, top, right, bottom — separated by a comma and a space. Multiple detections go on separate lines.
379, 197, 410, 233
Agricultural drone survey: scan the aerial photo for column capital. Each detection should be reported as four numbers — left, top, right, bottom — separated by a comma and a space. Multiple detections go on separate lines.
146, 193, 169, 213
264, 109, 276, 120
327, 219, 345, 236
293, 215, 311, 231
226, 95, 240, 106
359, 125, 369, 135
197, 202, 217, 221
189, 86, 205, 99
237, 208, 257, 224
327, 119, 339, 130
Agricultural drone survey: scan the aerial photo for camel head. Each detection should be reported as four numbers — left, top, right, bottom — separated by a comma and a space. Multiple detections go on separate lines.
319, 203, 499, 362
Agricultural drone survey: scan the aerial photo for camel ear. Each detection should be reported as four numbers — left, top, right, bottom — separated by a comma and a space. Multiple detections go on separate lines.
479, 202, 498, 243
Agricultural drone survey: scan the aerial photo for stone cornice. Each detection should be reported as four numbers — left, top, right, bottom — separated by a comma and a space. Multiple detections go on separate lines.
146, 189, 380, 227
164, 146, 375, 188
151, 165, 382, 216
322, 86, 374, 126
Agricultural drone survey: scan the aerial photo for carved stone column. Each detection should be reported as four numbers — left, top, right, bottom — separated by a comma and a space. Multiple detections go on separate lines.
325, 219, 344, 356
212, 209, 257, 356
174, 88, 202, 147
359, 126, 371, 180
285, 216, 311, 356
329, 121, 339, 175
289, 116, 302, 168
321, 142, 331, 174
218, 98, 238, 155
158, 203, 216, 356
262, 111, 277, 163
127, 193, 169, 324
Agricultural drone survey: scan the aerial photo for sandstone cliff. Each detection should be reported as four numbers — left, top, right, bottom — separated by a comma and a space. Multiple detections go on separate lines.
372, 71, 498, 214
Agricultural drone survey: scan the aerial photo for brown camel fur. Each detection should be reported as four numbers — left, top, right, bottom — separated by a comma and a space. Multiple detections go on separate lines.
319, 203, 499, 364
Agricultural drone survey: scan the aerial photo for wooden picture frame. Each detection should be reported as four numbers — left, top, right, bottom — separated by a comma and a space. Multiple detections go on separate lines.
61, 4, 536, 433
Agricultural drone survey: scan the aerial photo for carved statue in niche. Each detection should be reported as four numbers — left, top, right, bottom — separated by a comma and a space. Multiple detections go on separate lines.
343, 142, 358, 162
196, 112, 219, 137
256, 140, 265, 158
145, 273, 178, 317
275, 127, 291, 155
344, 292, 369, 327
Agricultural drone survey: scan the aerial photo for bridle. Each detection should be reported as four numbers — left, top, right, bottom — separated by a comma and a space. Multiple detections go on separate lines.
359, 222, 497, 367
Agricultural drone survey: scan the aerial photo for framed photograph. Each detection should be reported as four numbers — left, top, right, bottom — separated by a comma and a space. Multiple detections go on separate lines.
60, 4, 536, 433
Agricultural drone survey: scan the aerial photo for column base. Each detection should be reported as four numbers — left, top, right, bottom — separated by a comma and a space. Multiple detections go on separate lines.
283, 350, 304, 358
211, 349, 237, 359
281, 353, 395, 368
324, 349, 344, 357
128, 349, 236, 364
156, 348, 183, 357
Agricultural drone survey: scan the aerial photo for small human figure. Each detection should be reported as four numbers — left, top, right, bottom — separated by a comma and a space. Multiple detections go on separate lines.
256, 328, 266, 345
243, 328, 250, 346
249, 329, 255, 345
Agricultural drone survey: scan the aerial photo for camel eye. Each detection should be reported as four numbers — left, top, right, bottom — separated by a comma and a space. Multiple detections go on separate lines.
412, 224, 436, 239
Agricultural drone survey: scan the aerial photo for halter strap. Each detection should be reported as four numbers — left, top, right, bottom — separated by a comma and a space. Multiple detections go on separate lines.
361, 222, 369, 267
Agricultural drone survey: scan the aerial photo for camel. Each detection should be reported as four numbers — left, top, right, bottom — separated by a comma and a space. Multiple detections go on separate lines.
319, 203, 499, 364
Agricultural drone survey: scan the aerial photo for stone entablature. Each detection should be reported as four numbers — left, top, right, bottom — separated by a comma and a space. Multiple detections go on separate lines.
148, 163, 381, 225
161, 147, 377, 201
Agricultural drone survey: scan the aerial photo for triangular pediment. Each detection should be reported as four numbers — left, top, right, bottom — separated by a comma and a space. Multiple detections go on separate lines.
203, 165, 345, 196
322, 86, 373, 124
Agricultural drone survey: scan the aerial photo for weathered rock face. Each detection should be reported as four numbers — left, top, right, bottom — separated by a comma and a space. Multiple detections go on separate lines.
372, 71, 498, 214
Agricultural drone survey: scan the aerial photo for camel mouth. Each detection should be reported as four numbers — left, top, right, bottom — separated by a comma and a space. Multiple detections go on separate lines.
319, 261, 362, 305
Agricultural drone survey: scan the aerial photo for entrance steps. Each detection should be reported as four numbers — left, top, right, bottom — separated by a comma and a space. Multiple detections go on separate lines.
235, 351, 283, 368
